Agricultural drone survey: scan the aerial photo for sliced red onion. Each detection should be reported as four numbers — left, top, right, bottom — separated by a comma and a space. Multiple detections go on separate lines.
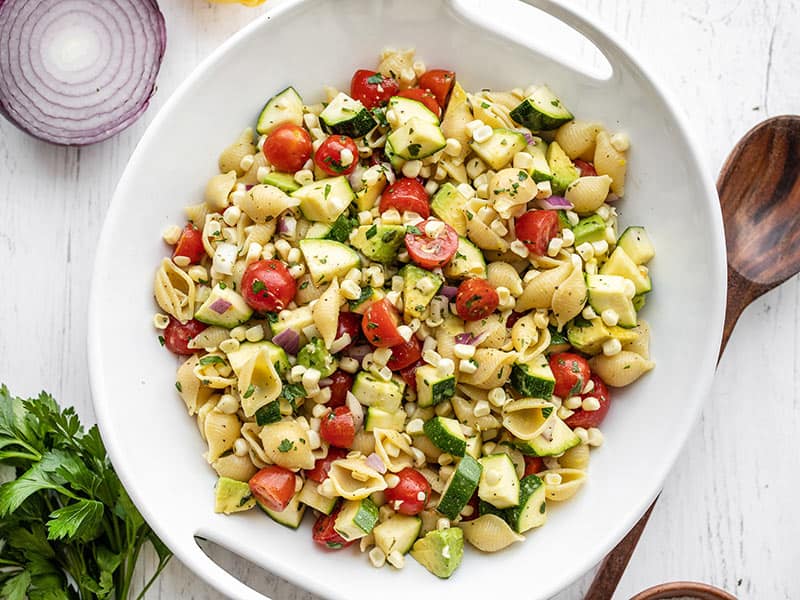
344, 344, 371, 362
0, 0, 166, 146
454, 331, 488, 346
209, 299, 232, 315
536, 196, 573, 210
519, 131, 536, 146
272, 329, 300, 355
365, 452, 386, 474
348, 163, 366, 191
440, 285, 459, 300
278, 214, 297, 238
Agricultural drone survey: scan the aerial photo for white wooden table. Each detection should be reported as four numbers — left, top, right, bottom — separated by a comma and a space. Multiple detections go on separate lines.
1, 0, 797, 598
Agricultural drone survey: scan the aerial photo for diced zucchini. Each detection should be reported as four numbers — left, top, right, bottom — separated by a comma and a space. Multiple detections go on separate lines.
350, 224, 405, 263
573, 215, 607, 246
443, 237, 487, 279
298, 479, 337, 515
513, 418, 580, 457
195, 284, 253, 328
430, 182, 468, 236
633, 293, 647, 312
386, 117, 446, 160
424, 416, 467, 457
298, 239, 361, 285
324, 213, 358, 244
257, 491, 305, 529
256, 87, 304, 135
469, 128, 527, 170
297, 338, 337, 378
319, 92, 377, 138
292, 175, 354, 223
617, 226, 656, 264
334, 497, 379, 541
214, 477, 255, 514
254, 401, 282, 426
586, 274, 637, 328
527, 139, 553, 182
373, 514, 422, 556
384, 139, 406, 171
354, 166, 389, 211
510, 85, 574, 131
510, 353, 555, 399
465, 435, 483, 460
415, 364, 456, 408
546, 141, 579, 195
400, 264, 443, 320
436, 455, 482, 520
348, 286, 385, 315
388, 96, 440, 127
567, 317, 610, 355
600, 247, 652, 294
305, 222, 332, 239
478, 454, 520, 509
410, 528, 464, 579
364, 407, 406, 432
505, 474, 546, 533
269, 305, 314, 344
352, 371, 405, 412
261, 171, 301, 193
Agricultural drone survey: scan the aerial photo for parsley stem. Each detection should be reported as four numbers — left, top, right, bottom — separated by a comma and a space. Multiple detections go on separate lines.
135, 555, 171, 600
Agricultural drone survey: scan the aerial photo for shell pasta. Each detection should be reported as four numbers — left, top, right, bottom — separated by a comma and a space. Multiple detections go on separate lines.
152, 49, 655, 579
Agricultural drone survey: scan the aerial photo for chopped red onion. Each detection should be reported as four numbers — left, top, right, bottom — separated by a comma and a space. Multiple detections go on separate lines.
278, 214, 297, 238
440, 285, 459, 300
535, 196, 573, 210
454, 331, 488, 346
365, 453, 387, 474
209, 299, 232, 315
344, 344, 371, 362
520, 131, 536, 146
381, 162, 396, 186
272, 329, 300, 355
348, 164, 366, 191
0, 0, 166, 145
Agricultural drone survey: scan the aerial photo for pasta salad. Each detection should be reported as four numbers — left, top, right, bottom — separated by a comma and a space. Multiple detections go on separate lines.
152, 49, 655, 579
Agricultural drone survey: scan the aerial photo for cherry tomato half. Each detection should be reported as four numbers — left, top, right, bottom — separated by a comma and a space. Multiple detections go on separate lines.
173, 224, 205, 264
323, 370, 354, 408
335, 311, 362, 350
306, 447, 349, 483
312, 506, 354, 550
241, 259, 296, 313
418, 69, 456, 109
565, 375, 611, 430
350, 69, 400, 109
404, 218, 459, 269
248, 466, 296, 512
515, 209, 560, 256
574, 159, 597, 177
362, 299, 404, 347
397, 88, 441, 118
386, 336, 422, 371
379, 177, 430, 218
383, 467, 431, 516
549, 352, 591, 399
314, 135, 359, 176
262, 123, 312, 173
399, 359, 424, 391
163, 317, 208, 355
455, 278, 499, 321
320, 406, 356, 448
523, 456, 545, 477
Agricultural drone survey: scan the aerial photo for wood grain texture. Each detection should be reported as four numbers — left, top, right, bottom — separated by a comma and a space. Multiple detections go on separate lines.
1, 1, 798, 599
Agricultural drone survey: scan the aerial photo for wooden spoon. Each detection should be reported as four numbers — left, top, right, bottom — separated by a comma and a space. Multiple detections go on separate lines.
584, 115, 800, 600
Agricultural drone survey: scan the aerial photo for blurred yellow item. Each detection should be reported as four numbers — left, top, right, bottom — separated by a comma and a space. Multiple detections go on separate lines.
210, 0, 266, 6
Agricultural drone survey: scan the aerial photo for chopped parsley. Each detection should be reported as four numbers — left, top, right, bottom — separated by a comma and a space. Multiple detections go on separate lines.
406, 225, 422, 235
157, 335, 165, 346
366, 73, 384, 84
407, 143, 422, 157
323, 184, 332, 200
175, 381, 182, 392
199, 355, 226, 366
251, 280, 267, 294
365, 224, 378, 239
243, 384, 256, 399
480, 102, 490, 109
277, 439, 295, 452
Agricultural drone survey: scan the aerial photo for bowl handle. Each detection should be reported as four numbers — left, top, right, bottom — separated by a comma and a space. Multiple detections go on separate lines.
180, 534, 275, 600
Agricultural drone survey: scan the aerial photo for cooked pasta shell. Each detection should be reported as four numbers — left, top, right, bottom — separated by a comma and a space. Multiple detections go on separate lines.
154, 258, 196, 321
457, 385, 490, 404
440, 157, 469, 184
515, 260, 572, 311
219, 127, 256, 176
204, 410, 241, 462
466, 215, 509, 252
240, 222, 277, 256
458, 349, 517, 389
240, 422, 270, 466
594, 131, 627, 196
478, 90, 521, 111
176, 354, 214, 415
212, 453, 258, 482
312, 278, 342, 349
327, 457, 387, 500
487, 261, 523, 297
551, 258, 588, 328
237, 347, 282, 416
238, 151, 268, 187
435, 314, 465, 363
466, 314, 509, 349
196, 395, 220, 441
205, 170, 237, 212
589, 351, 654, 387
378, 48, 415, 86
459, 515, 525, 552
541, 468, 586, 501
622, 319, 650, 359
295, 274, 326, 305
185, 202, 208, 229
502, 398, 555, 440
240, 184, 300, 224
554, 120, 604, 160
373, 428, 415, 473
565, 175, 612, 214
441, 82, 472, 159
188, 326, 231, 351
511, 314, 540, 354
468, 93, 515, 129
488, 168, 538, 219
260, 420, 315, 470
193, 353, 236, 390
412, 434, 443, 461
350, 430, 376, 456
558, 443, 590, 471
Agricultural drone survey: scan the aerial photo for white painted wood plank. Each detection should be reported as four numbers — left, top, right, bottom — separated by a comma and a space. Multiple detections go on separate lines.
1, 0, 798, 599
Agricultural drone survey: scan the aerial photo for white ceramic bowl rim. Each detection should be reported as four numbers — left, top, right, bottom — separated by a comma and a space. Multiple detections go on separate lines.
89, 1, 727, 599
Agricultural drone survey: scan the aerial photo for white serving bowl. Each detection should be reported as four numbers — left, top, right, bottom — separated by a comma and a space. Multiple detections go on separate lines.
89, 1, 726, 599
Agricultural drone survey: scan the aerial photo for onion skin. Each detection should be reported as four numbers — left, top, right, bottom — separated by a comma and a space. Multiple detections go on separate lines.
0, 0, 166, 146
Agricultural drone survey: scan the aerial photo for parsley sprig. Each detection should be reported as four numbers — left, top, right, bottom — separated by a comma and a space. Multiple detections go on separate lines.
0, 385, 171, 599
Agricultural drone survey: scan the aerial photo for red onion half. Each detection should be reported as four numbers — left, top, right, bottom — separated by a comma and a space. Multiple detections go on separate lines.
0, 0, 166, 146
272, 329, 300, 356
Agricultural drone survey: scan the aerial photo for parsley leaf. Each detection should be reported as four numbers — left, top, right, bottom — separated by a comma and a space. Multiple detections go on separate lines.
366, 73, 385, 84
278, 439, 295, 452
